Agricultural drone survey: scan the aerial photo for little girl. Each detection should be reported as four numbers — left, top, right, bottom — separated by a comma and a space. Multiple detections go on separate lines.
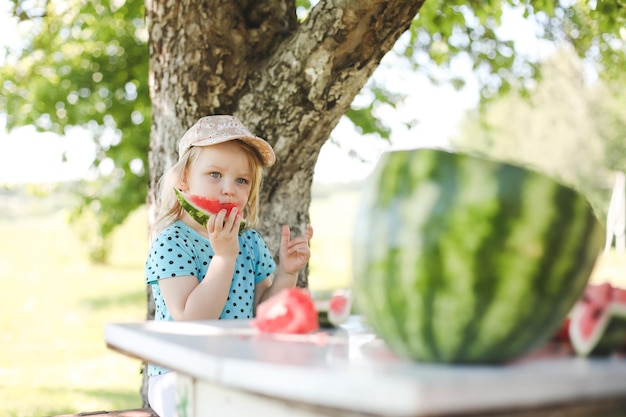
144, 115, 314, 416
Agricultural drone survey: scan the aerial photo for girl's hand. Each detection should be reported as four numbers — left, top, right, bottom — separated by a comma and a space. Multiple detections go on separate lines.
206, 207, 241, 257
278, 224, 314, 275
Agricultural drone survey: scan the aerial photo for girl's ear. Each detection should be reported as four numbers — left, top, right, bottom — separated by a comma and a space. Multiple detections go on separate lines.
178, 172, 189, 191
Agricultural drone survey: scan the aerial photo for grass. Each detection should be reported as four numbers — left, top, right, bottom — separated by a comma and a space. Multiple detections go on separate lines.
0, 186, 359, 416
0, 209, 148, 416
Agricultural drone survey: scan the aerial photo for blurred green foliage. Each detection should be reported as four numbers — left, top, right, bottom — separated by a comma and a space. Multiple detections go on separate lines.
452, 47, 626, 222
1, 0, 149, 262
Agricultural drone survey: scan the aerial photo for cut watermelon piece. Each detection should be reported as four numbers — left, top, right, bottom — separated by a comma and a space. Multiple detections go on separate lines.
569, 282, 626, 356
313, 289, 352, 328
551, 317, 571, 344
174, 188, 245, 232
253, 288, 319, 334
188, 194, 238, 215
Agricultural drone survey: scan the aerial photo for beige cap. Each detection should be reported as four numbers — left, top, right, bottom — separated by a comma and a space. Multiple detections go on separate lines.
178, 115, 276, 167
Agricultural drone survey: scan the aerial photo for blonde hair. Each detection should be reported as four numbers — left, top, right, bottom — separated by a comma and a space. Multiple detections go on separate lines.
151, 140, 265, 239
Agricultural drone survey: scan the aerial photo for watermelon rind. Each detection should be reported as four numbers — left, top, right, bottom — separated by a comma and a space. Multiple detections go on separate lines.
312, 290, 352, 328
174, 188, 246, 233
352, 148, 604, 364
569, 302, 626, 356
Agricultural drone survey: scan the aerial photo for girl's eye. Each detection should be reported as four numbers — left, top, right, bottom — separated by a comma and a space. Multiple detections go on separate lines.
209, 172, 221, 178
236, 178, 248, 185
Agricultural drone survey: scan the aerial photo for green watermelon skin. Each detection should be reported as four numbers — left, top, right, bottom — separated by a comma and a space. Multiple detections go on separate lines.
590, 314, 626, 356
174, 188, 211, 227
352, 148, 604, 364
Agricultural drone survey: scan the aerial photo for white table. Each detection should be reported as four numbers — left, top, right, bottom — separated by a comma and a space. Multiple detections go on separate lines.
105, 316, 626, 417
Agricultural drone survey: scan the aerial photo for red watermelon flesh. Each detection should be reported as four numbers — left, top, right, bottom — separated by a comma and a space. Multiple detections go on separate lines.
552, 317, 571, 343
313, 289, 352, 328
328, 292, 351, 323
253, 288, 319, 334
188, 194, 239, 215
330, 294, 348, 314
578, 282, 612, 340
613, 287, 626, 302
569, 282, 626, 356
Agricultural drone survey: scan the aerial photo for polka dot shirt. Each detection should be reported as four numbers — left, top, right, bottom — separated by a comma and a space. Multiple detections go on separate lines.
145, 220, 276, 376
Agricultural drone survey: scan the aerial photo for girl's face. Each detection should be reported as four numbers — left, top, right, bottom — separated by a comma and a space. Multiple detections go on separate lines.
182, 141, 253, 211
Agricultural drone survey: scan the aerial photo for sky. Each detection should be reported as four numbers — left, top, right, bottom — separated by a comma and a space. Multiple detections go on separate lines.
0, 2, 551, 185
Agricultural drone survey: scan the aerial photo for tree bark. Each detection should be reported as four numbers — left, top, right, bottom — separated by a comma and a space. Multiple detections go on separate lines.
147, 0, 424, 284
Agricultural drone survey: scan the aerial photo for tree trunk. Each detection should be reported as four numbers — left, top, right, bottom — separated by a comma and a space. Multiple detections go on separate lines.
147, 0, 424, 281
143, 0, 425, 403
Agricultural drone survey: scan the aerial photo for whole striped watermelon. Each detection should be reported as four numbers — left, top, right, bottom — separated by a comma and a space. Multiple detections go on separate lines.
352, 148, 604, 364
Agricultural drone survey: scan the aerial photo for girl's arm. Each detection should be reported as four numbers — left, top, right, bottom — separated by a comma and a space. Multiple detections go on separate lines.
160, 209, 242, 321
254, 224, 313, 310
159, 253, 237, 320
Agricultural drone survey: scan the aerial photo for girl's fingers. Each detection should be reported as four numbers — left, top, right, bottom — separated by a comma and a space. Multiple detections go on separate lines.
224, 208, 243, 234
281, 225, 291, 245
287, 245, 310, 255
282, 224, 313, 245
225, 207, 238, 230
305, 224, 314, 240
286, 227, 313, 248
208, 208, 240, 233
286, 236, 312, 254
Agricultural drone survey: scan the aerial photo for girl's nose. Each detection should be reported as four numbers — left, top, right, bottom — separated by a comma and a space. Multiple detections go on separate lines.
221, 182, 235, 195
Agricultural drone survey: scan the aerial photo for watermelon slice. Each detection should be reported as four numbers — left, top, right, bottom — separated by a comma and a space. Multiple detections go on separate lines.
569, 282, 626, 356
551, 317, 571, 344
174, 188, 245, 232
253, 288, 319, 334
313, 289, 352, 328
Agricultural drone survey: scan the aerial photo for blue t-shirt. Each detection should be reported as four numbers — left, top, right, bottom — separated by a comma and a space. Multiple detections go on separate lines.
145, 220, 276, 375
